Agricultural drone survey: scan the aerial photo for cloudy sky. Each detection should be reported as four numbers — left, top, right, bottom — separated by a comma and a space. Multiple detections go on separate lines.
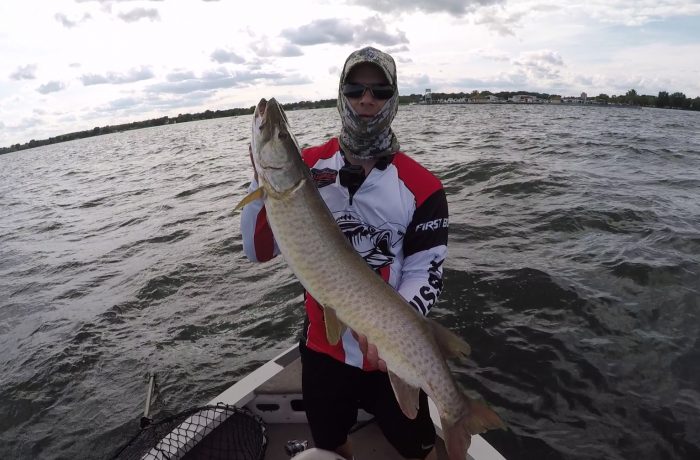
2, 0, 700, 147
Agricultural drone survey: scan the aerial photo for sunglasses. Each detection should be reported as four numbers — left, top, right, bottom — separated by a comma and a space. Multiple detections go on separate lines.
342, 83, 395, 100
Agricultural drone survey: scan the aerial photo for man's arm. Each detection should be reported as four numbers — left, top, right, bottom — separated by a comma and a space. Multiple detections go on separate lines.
241, 142, 280, 262
397, 188, 449, 316
240, 178, 280, 262
360, 187, 448, 370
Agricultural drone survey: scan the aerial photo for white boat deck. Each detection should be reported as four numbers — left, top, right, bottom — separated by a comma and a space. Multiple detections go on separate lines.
208, 345, 504, 460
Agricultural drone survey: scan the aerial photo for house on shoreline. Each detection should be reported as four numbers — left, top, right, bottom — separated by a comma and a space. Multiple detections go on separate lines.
508, 94, 538, 103
468, 95, 500, 103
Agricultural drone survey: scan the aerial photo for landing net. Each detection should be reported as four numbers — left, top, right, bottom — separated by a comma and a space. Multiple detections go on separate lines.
112, 404, 267, 460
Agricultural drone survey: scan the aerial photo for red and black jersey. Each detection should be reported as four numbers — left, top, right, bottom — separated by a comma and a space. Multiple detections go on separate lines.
241, 138, 448, 370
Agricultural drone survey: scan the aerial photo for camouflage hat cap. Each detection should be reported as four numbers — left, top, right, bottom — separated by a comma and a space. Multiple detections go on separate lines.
341, 47, 397, 87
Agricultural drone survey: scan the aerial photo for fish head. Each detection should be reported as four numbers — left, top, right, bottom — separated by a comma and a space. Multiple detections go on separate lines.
251, 98, 305, 194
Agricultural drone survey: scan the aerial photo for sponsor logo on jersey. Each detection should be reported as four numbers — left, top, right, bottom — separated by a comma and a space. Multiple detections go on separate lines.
409, 258, 444, 315
415, 218, 449, 232
335, 212, 405, 270
311, 168, 338, 188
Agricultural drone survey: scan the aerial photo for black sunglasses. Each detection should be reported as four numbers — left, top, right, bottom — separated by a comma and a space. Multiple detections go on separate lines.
342, 83, 395, 100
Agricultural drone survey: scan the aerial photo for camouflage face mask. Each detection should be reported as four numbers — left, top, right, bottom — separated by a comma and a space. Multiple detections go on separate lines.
337, 47, 400, 160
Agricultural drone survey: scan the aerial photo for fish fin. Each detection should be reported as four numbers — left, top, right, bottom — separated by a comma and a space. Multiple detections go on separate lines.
442, 396, 506, 460
234, 187, 264, 211
387, 370, 420, 419
426, 318, 471, 360
323, 307, 345, 346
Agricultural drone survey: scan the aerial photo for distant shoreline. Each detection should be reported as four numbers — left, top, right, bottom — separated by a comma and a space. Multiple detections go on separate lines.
3, 90, 698, 155
413, 100, 641, 108
0, 99, 333, 156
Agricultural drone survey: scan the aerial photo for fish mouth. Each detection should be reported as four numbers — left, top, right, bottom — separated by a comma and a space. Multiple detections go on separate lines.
256, 98, 267, 116
256, 97, 287, 133
255, 98, 268, 131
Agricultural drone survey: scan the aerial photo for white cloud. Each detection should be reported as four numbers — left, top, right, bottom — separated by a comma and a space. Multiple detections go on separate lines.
514, 50, 565, 80
474, 48, 510, 62
281, 16, 408, 47
386, 45, 411, 53
5, 117, 44, 132
210, 49, 246, 64
117, 8, 160, 22
357, 16, 410, 46
55, 12, 91, 28
249, 40, 304, 58
166, 70, 197, 82
473, 6, 522, 36
75, 0, 164, 3
579, 0, 700, 26
37, 81, 67, 94
10, 65, 38, 80
351, 0, 504, 16
282, 19, 354, 45
80, 67, 155, 86
143, 67, 311, 95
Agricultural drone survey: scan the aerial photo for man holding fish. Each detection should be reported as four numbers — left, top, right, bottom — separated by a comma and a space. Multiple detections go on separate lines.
239, 47, 504, 460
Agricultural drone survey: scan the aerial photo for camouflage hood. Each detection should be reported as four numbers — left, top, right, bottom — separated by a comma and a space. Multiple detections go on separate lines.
337, 47, 400, 160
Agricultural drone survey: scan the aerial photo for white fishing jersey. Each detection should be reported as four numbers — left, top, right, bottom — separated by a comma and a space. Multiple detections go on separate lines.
240, 138, 448, 370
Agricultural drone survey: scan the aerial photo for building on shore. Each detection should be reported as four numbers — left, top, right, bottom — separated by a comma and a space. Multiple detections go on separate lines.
508, 94, 539, 103
562, 92, 595, 104
417, 89, 617, 106
468, 95, 500, 103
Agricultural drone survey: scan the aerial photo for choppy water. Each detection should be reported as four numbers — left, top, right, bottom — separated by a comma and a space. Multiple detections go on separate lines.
1, 104, 699, 460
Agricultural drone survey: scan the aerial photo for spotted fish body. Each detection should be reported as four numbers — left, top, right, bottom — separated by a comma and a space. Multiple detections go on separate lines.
241, 98, 505, 459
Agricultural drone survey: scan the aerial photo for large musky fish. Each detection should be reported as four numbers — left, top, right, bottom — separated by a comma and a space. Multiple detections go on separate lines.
237, 98, 505, 459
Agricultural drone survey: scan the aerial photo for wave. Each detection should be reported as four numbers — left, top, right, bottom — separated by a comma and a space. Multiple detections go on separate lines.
174, 179, 235, 199
480, 177, 569, 196
530, 206, 657, 234
441, 159, 525, 185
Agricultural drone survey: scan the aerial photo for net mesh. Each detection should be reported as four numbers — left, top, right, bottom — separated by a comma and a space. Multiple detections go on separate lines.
112, 404, 267, 460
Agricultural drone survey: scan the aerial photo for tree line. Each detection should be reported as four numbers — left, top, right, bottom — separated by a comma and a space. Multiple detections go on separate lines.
614, 89, 700, 110
2, 90, 698, 155
0, 99, 338, 155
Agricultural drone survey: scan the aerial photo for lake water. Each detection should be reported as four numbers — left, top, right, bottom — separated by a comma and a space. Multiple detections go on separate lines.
1, 104, 699, 459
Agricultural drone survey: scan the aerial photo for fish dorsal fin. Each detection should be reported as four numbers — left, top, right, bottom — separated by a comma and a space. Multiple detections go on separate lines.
234, 187, 264, 212
323, 307, 345, 346
388, 370, 420, 419
427, 318, 471, 360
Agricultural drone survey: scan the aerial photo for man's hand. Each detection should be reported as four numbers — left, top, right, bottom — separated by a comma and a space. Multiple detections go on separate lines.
355, 332, 387, 372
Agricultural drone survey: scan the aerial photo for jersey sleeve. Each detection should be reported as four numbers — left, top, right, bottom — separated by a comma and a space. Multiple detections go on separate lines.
397, 188, 449, 316
240, 178, 280, 262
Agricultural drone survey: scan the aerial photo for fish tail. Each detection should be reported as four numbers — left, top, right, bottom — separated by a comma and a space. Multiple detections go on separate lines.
442, 397, 506, 460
